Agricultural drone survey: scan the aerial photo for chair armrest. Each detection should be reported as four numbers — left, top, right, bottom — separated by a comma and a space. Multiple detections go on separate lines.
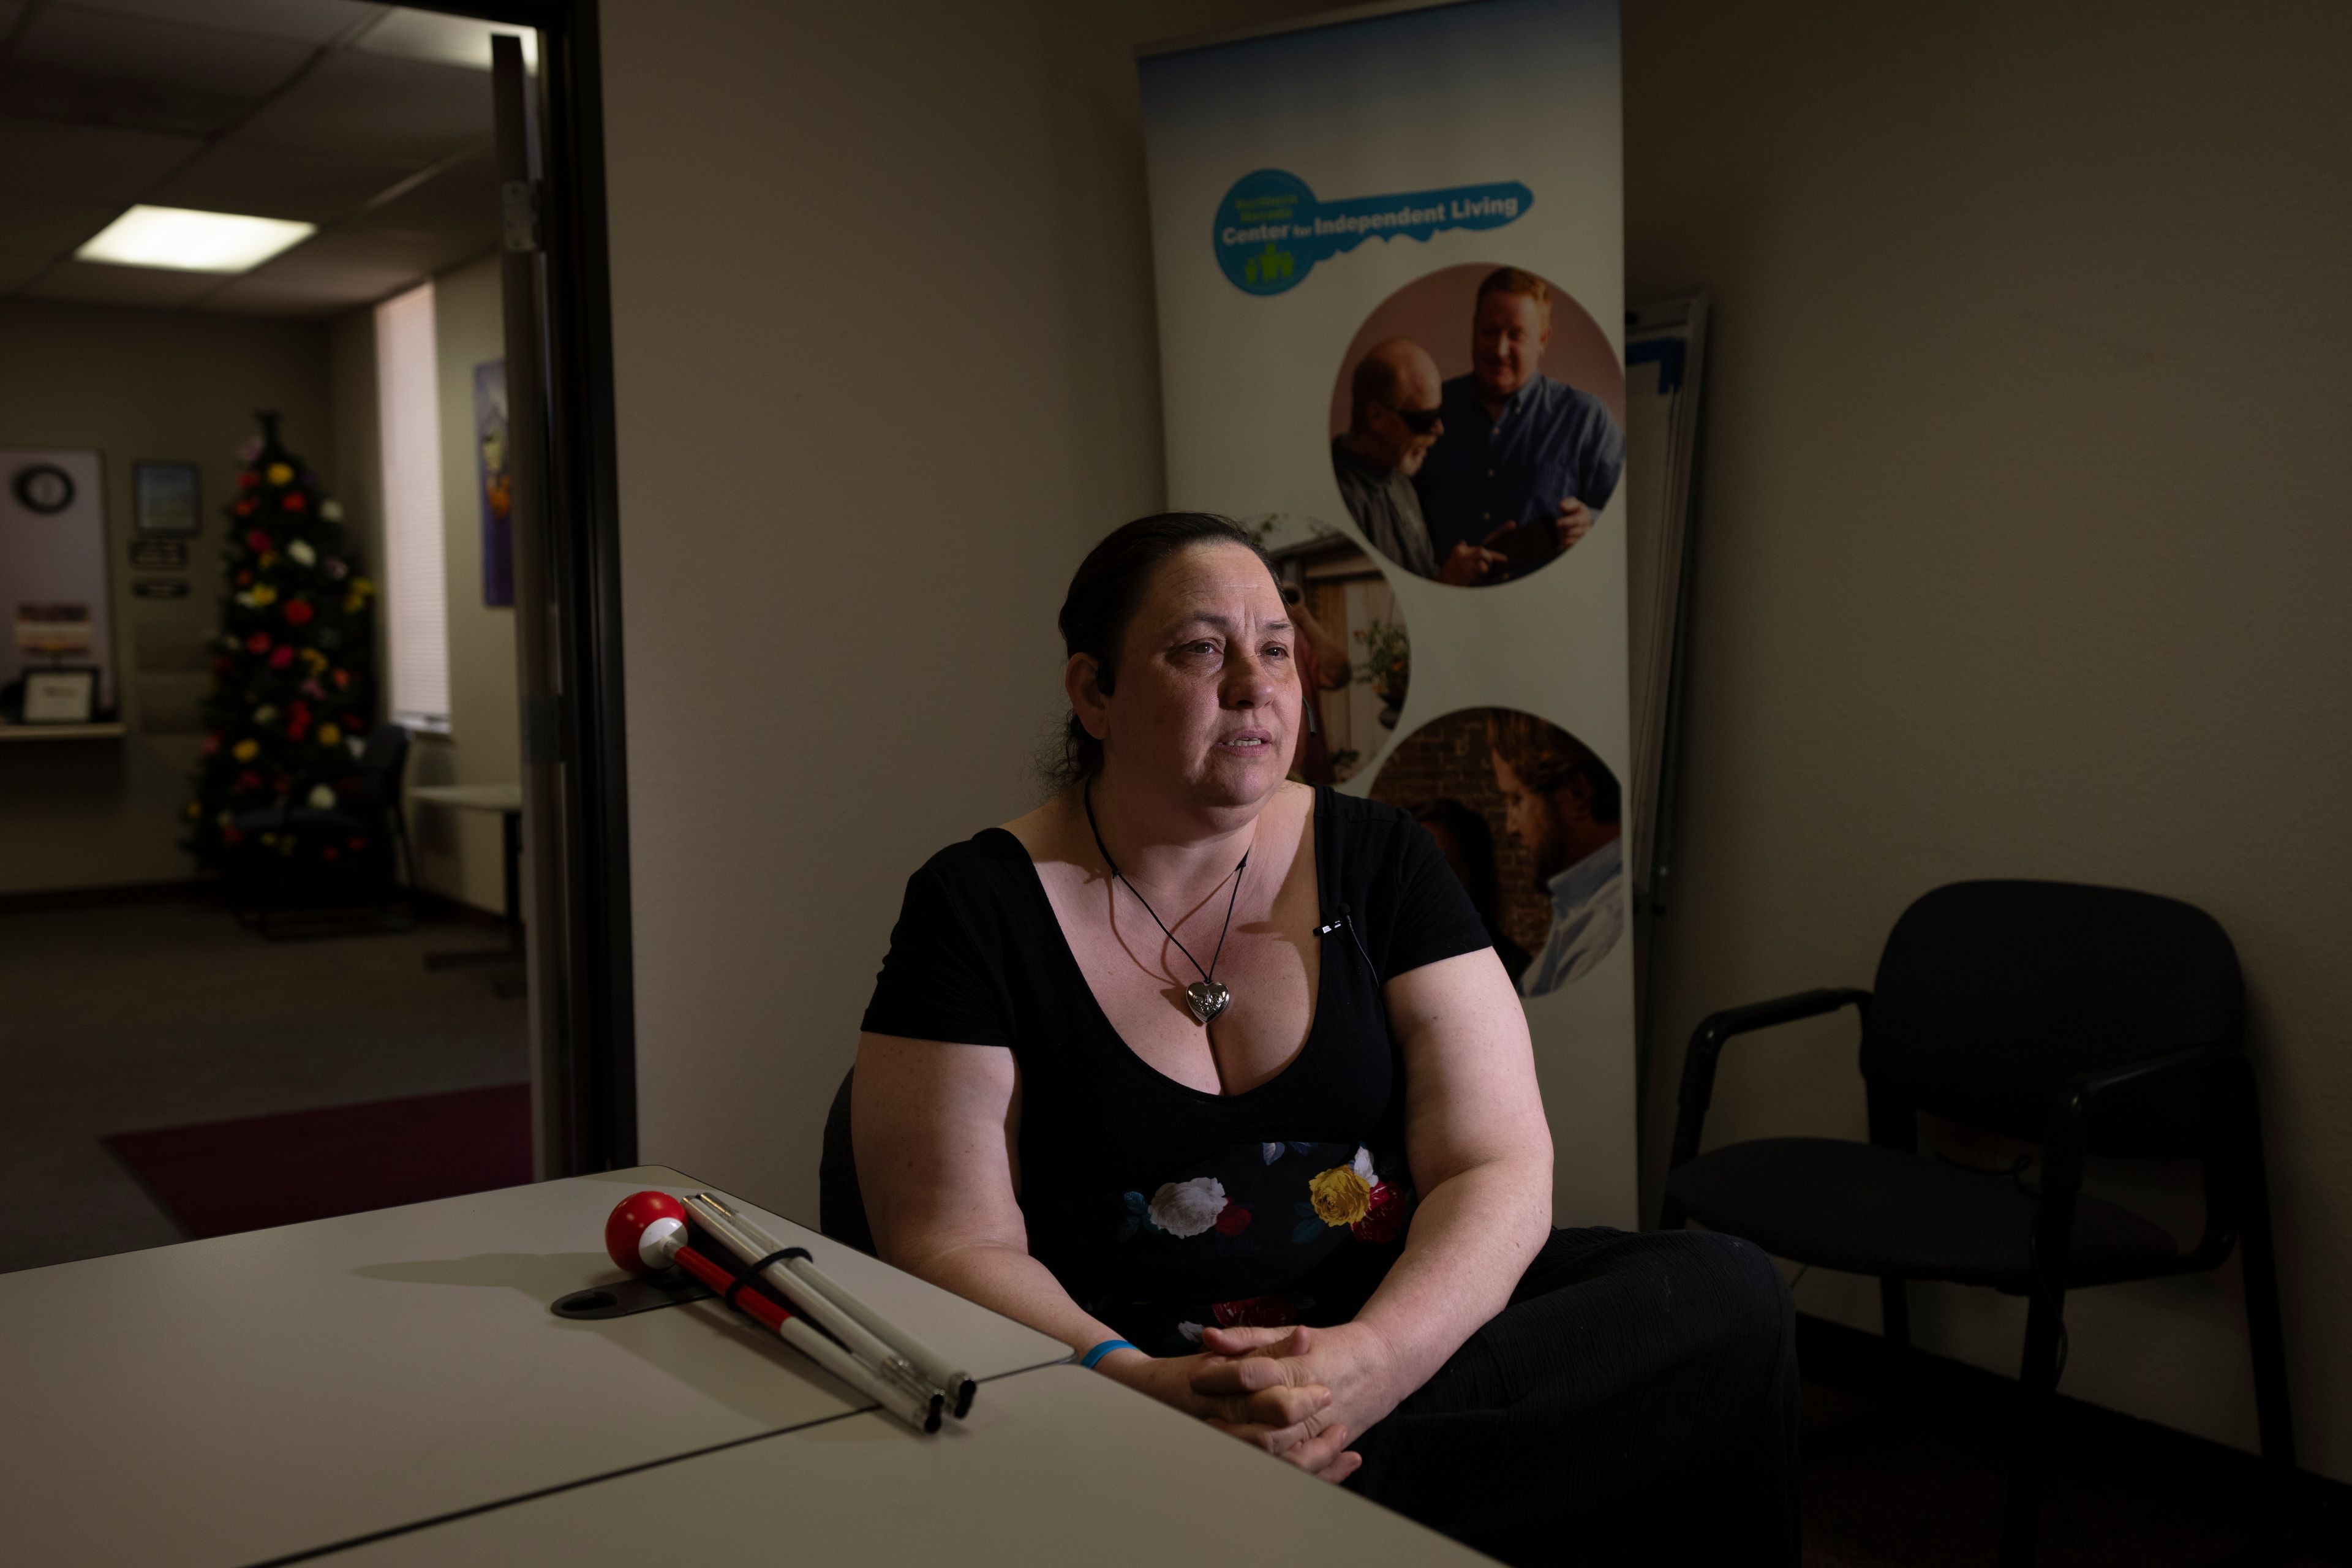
1667, 987, 1871, 1172
2030, 1043, 2242, 1287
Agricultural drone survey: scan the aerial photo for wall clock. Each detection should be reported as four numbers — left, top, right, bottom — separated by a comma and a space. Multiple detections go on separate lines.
13, 462, 75, 515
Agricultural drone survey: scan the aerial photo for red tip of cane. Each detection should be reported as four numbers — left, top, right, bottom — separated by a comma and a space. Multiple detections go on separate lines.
605, 1191, 688, 1276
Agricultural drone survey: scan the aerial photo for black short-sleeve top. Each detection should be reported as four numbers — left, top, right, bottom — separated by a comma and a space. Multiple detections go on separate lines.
861, 786, 1491, 1355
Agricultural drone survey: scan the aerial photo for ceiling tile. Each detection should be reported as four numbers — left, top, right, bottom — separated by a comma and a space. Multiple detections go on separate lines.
0, 61, 249, 137
0, 115, 201, 201
352, 9, 533, 72
0, 253, 59, 294
232, 49, 492, 164
52, 0, 389, 47
352, 145, 497, 240
0, 192, 124, 254
25, 257, 219, 308
147, 139, 419, 224
200, 270, 395, 318
246, 222, 474, 288
16, 6, 316, 99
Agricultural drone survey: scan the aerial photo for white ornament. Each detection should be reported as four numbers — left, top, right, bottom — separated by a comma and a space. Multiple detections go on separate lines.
307, 784, 337, 809
347, 736, 367, 757
252, 705, 277, 724
318, 499, 343, 522
287, 540, 316, 567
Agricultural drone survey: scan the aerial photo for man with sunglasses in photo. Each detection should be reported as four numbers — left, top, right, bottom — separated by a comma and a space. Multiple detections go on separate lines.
1332, 337, 1509, 586
1415, 268, 1624, 580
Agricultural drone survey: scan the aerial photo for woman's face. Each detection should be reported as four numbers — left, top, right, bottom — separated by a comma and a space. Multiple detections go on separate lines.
1095, 541, 1300, 811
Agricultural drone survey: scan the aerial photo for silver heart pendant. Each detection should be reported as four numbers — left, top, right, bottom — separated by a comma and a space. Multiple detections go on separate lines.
1184, 981, 1231, 1025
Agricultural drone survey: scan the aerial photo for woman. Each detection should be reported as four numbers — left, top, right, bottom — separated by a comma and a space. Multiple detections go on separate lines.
854, 514, 1796, 1564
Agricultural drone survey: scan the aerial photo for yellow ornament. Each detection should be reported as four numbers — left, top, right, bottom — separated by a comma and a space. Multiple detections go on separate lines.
301, 648, 328, 671
318, 723, 341, 747
1308, 1166, 1372, 1227
250, 583, 277, 606
232, 738, 258, 762
342, 593, 362, 613
266, 462, 293, 485
350, 577, 375, 597
258, 552, 277, 570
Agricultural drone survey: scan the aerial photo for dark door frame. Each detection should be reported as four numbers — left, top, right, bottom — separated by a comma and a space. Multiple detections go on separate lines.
420, 0, 636, 1171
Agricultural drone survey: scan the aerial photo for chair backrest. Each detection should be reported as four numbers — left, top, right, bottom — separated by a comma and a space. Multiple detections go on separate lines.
345, 723, 410, 810
817, 1067, 876, 1255
1861, 880, 2242, 1157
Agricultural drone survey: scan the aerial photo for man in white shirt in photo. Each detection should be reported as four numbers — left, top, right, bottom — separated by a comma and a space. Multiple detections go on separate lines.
1487, 709, 1624, 997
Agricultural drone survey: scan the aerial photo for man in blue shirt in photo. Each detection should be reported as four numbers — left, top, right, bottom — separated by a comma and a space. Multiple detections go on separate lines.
1415, 267, 1625, 582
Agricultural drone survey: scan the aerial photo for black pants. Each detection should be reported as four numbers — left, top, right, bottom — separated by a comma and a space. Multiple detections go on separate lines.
1345, 1227, 1800, 1567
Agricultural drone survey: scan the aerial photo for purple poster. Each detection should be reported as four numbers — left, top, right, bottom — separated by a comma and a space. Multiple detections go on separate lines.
474, 360, 513, 607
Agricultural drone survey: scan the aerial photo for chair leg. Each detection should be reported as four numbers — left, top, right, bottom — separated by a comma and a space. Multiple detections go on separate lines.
2233, 1107, 2297, 1554
1999, 1287, 2066, 1568
1879, 1275, 1910, 1390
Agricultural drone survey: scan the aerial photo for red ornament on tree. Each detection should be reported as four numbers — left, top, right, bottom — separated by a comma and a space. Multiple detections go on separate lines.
284, 600, 314, 625
246, 631, 271, 654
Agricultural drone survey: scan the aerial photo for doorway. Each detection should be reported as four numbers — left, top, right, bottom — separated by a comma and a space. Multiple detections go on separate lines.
0, 0, 629, 1274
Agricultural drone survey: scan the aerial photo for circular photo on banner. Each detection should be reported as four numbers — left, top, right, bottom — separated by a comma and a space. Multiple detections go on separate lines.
1368, 706, 1624, 998
1329, 263, 1626, 589
1242, 513, 1410, 787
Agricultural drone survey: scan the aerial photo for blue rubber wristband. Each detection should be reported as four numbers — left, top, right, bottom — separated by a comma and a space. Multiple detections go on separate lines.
1079, 1338, 1138, 1369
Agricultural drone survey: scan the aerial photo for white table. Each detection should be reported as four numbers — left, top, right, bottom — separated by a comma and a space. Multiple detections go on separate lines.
322, 1363, 1492, 1567
0, 1167, 1066, 1568
406, 783, 526, 958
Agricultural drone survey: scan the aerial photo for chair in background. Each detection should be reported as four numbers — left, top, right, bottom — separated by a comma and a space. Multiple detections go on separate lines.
1661, 879, 2294, 1568
227, 723, 415, 937
818, 1066, 878, 1256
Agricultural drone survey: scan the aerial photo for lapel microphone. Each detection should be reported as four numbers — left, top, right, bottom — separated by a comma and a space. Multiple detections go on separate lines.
1317, 902, 1378, 974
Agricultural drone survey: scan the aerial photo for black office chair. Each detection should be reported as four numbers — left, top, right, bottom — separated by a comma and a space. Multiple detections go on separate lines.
1660, 880, 2293, 1566
818, 1066, 878, 1256
228, 723, 415, 935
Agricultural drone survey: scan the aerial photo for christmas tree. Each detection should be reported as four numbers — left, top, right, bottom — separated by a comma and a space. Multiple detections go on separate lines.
183, 412, 380, 875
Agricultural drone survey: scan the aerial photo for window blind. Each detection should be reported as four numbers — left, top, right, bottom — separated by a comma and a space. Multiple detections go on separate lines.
375, 281, 450, 733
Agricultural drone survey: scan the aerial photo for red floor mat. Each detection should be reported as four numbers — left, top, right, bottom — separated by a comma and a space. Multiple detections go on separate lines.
103, 1084, 532, 1240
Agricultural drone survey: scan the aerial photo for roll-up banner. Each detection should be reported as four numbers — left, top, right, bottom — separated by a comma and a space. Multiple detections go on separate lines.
1140, 0, 1633, 1225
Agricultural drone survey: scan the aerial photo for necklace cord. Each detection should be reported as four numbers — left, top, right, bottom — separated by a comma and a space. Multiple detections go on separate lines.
1082, 780, 1249, 989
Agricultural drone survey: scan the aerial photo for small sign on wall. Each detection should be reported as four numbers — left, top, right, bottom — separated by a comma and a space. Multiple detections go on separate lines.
129, 538, 188, 571
132, 579, 190, 599
134, 461, 201, 537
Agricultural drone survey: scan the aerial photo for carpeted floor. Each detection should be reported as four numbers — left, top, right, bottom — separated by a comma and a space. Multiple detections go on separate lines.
0, 888, 527, 1275
1797, 1316, 2341, 1567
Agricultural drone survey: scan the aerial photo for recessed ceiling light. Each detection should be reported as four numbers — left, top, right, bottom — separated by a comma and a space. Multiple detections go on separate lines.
75, 206, 317, 274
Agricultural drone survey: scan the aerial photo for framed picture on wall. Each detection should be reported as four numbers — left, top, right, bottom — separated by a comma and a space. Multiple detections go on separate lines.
134, 461, 202, 537
21, 666, 98, 724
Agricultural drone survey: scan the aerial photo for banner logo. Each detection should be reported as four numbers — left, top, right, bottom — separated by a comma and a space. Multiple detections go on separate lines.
1213, 168, 1533, 296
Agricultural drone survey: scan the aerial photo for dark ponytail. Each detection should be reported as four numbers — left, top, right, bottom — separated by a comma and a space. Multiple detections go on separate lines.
1045, 513, 1277, 790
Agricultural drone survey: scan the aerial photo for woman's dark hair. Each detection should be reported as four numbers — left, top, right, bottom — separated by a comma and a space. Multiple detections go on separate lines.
1045, 512, 1277, 789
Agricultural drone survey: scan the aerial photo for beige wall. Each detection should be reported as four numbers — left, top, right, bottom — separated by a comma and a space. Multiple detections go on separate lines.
1624, 0, 2352, 1478
0, 299, 333, 895
603, 0, 1330, 1219
326, 255, 516, 916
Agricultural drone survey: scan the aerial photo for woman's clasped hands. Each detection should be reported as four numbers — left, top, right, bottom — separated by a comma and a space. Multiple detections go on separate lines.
1098, 1321, 1402, 1485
